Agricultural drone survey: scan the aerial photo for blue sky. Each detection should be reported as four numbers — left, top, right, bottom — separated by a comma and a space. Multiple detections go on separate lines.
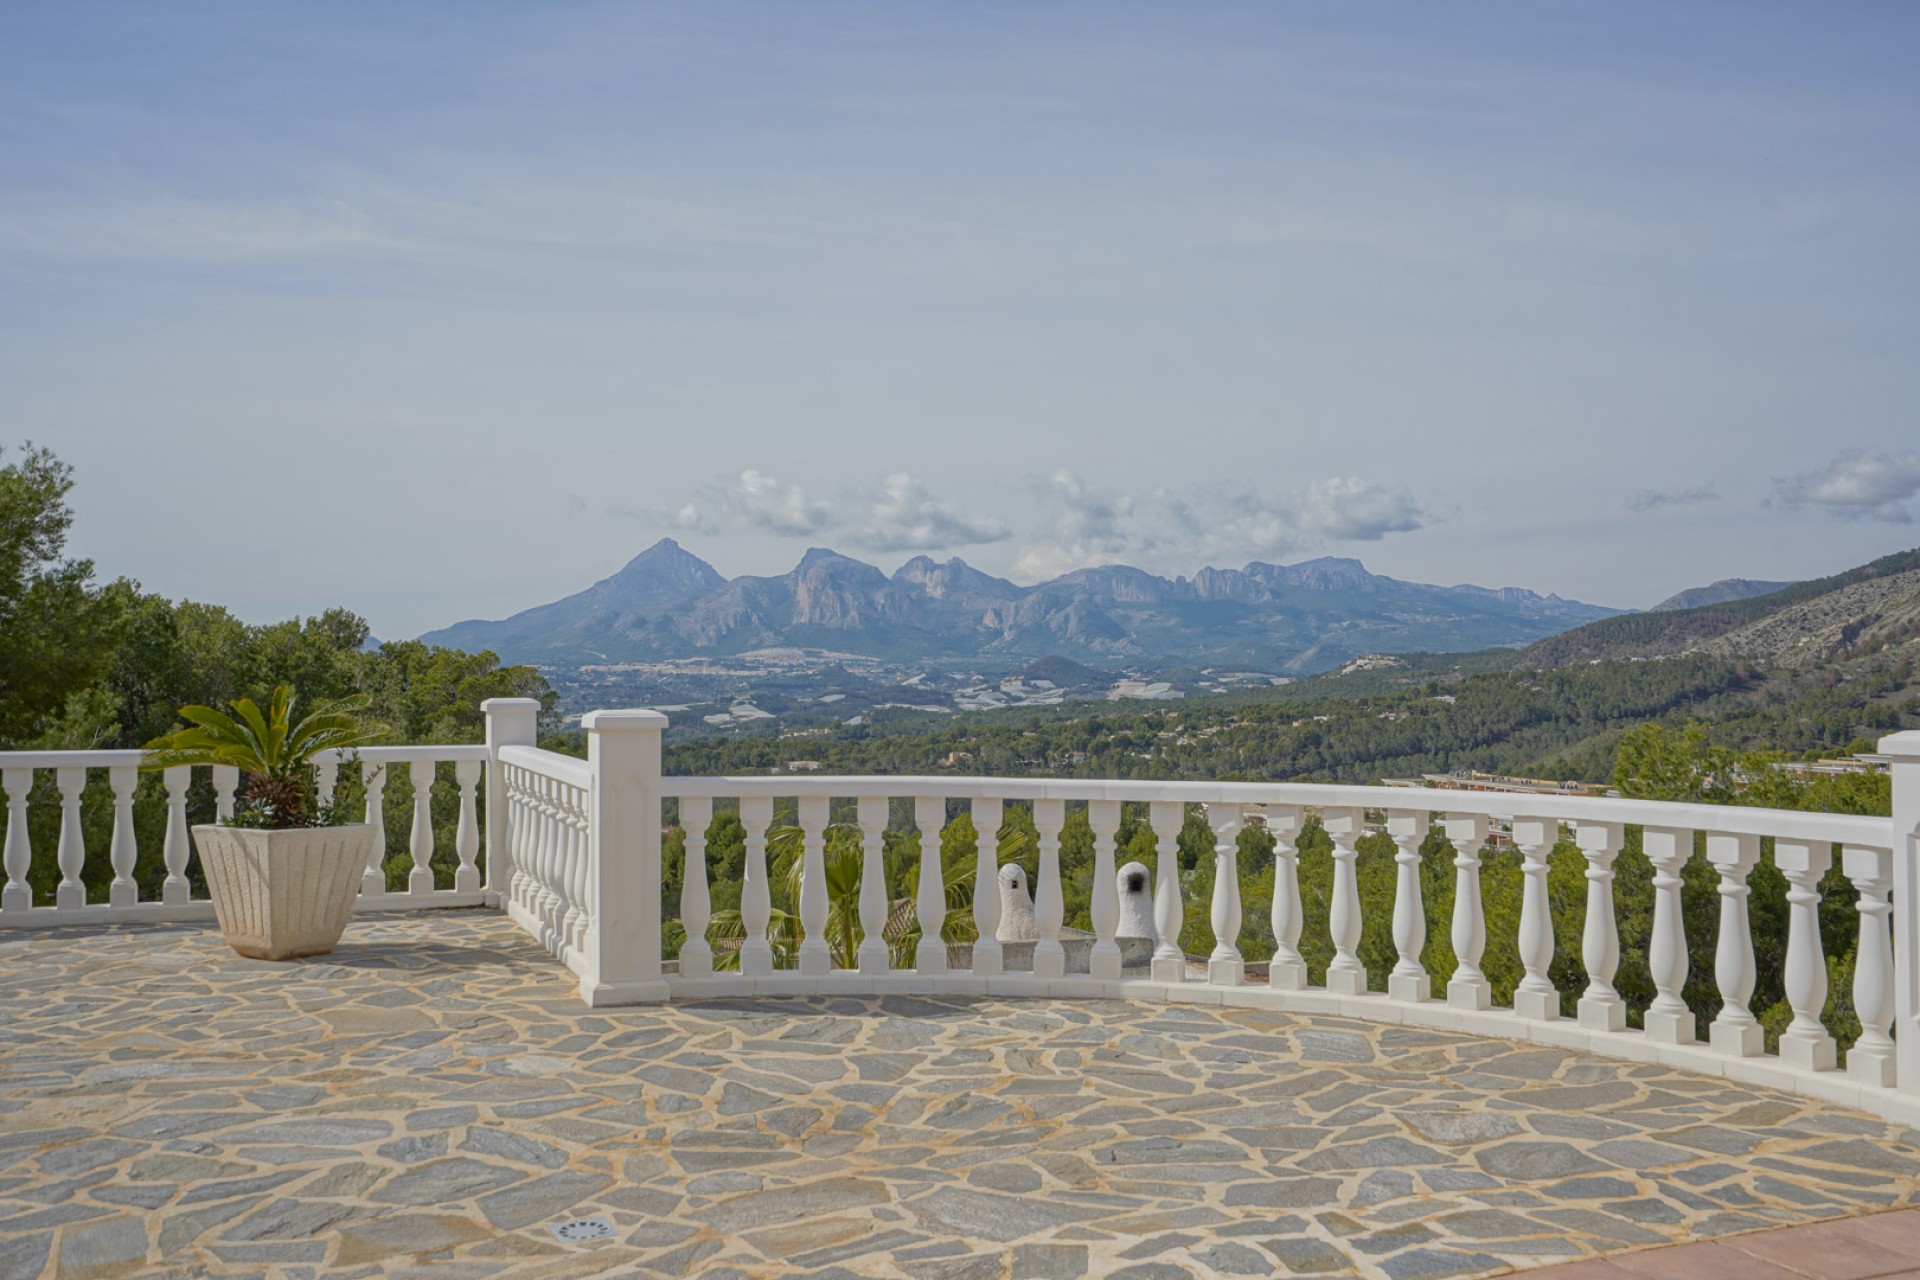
4, 3, 1919, 637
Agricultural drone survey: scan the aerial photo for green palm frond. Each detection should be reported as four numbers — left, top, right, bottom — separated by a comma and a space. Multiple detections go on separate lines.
141, 685, 388, 781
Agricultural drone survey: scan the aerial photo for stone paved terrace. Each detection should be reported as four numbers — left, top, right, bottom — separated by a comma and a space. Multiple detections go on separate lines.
6, 913, 1920, 1280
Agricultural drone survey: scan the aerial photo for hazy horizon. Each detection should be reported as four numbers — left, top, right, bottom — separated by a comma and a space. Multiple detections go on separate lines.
7, 3, 1919, 638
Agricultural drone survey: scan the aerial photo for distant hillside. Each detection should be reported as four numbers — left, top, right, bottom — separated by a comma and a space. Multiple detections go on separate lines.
422, 540, 1623, 674
1525, 548, 1920, 667
1651, 578, 1795, 612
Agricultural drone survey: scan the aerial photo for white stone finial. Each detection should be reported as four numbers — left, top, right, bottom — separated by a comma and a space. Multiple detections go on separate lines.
995, 863, 1039, 942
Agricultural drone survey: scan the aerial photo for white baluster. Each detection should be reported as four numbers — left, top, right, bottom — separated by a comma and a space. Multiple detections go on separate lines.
1149, 800, 1186, 983
1512, 817, 1560, 1020
1776, 839, 1837, 1072
1207, 804, 1244, 987
970, 798, 1004, 977
565, 791, 590, 956
1706, 832, 1763, 1057
1033, 798, 1067, 979
1, 767, 31, 912
1323, 808, 1366, 995
108, 765, 138, 909
213, 764, 239, 821
537, 777, 562, 944
1576, 821, 1625, 1032
678, 798, 714, 978
161, 766, 191, 905
453, 759, 481, 893
739, 796, 774, 976
408, 759, 436, 895
1443, 814, 1491, 1010
857, 796, 891, 974
1845, 844, 1897, 1087
914, 796, 948, 974
1265, 806, 1307, 991
1642, 826, 1696, 1043
55, 767, 85, 909
1386, 811, 1430, 1003
315, 757, 338, 812
797, 795, 832, 976
1088, 799, 1121, 980
361, 762, 387, 896
510, 768, 535, 913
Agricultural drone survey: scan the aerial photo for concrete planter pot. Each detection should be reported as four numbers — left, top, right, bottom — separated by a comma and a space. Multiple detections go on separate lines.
192, 823, 373, 960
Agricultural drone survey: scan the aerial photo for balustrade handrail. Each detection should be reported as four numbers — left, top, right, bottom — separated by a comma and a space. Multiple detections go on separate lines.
660, 773, 1895, 849
498, 744, 591, 789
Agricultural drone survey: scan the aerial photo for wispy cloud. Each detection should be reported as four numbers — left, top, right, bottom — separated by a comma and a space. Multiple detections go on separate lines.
627, 469, 1008, 553
1626, 484, 1721, 512
1770, 450, 1920, 523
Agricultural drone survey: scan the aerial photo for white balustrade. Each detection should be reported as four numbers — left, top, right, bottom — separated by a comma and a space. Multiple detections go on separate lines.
361, 761, 388, 897
1149, 800, 1186, 983
970, 798, 1003, 977
55, 767, 85, 909
1322, 807, 1366, 995
739, 796, 774, 976
1845, 843, 1897, 1087
1576, 821, 1625, 1032
1033, 798, 1066, 979
797, 795, 831, 976
678, 797, 714, 978
914, 796, 948, 973
1, 767, 30, 913
1775, 839, 1837, 1072
1512, 817, 1560, 1020
857, 796, 891, 974
1642, 826, 1696, 1044
1444, 813, 1491, 1010
1386, 810, 1429, 1003
1207, 804, 1243, 986
162, 765, 190, 905
1266, 805, 1307, 991
1087, 799, 1121, 980
454, 760, 481, 893
1707, 832, 1764, 1057
408, 759, 436, 895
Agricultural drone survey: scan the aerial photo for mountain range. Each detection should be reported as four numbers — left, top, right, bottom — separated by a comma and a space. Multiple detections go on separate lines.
422, 539, 1623, 672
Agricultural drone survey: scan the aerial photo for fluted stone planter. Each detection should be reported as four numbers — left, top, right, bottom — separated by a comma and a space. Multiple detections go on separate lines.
192, 824, 373, 960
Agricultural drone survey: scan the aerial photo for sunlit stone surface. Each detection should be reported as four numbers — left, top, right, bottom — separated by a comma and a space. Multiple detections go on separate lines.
4, 911, 1920, 1278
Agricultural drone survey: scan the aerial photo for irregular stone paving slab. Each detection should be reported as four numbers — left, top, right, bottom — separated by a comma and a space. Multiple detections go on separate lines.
3, 912, 1920, 1279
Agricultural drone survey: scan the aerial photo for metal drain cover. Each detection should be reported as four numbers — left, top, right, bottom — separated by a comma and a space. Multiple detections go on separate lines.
547, 1216, 615, 1244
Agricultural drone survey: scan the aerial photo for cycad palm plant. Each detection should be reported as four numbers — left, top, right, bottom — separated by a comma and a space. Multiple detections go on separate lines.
708, 824, 1027, 970
142, 685, 387, 828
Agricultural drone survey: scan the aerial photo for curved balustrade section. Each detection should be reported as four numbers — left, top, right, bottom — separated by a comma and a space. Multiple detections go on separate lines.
0, 744, 490, 927
497, 745, 593, 972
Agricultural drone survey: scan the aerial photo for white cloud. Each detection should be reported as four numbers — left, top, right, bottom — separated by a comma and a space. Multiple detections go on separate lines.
845, 473, 1010, 553
1771, 450, 1920, 523
669, 469, 837, 538
1014, 471, 1425, 579
1626, 485, 1720, 511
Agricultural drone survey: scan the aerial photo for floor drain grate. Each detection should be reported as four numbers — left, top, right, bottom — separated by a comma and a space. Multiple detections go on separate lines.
547, 1216, 615, 1244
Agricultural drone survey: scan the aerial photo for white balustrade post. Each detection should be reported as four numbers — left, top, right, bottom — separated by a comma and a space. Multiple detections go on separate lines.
1443, 813, 1491, 1010
678, 797, 714, 979
857, 796, 892, 974
1266, 806, 1307, 991
1033, 798, 1067, 979
565, 793, 590, 955
797, 795, 832, 976
54, 767, 85, 909
1088, 799, 1122, 980
740, 796, 774, 977
578, 708, 670, 1006
1576, 821, 1625, 1032
1207, 805, 1244, 987
1846, 843, 1898, 1088
1386, 811, 1430, 1003
483, 698, 541, 905
361, 761, 388, 896
1, 768, 31, 912
1706, 832, 1763, 1057
1775, 839, 1837, 1072
1512, 817, 1560, 1020
161, 766, 191, 905
108, 765, 138, 908
213, 764, 239, 822
913, 796, 949, 974
1642, 826, 1696, 1044
1882, 730, 1920, 1092
1149, 800, 1187, 983
408, 759, 437, 895
453, 760, 482, 893
1323, 808, 1367, 996
970, 798, 1005, 976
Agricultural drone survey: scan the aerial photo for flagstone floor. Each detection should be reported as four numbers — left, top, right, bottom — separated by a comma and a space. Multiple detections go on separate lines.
5, 913, 1920, 1280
